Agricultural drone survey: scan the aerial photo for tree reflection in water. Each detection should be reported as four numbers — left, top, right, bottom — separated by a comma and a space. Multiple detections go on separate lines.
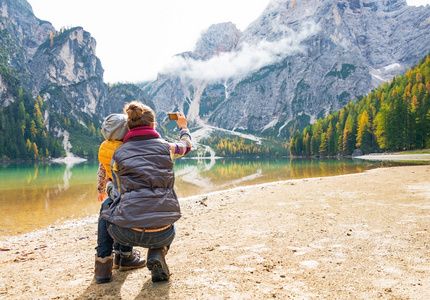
0, 158, 403, 236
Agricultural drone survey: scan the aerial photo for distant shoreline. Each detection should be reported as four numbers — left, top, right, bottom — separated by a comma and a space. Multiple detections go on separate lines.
2, 149, 430, 164
355, 153, 430, 161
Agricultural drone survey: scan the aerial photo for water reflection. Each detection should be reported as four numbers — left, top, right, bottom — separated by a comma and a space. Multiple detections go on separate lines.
172, 158, 399, 198
0, 158, 406, 237
0, 162, 100, 237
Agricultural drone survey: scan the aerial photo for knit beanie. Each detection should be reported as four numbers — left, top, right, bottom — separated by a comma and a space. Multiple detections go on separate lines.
101, 113, 128, 140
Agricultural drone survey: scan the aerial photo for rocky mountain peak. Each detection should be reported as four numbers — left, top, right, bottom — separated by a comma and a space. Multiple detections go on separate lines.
147, 0, 430, 136
28, 26, 103, 94
344, 0, 408, 13
0, 0, 160, 159
192, 22, 241, 60
0, 0, 54, 57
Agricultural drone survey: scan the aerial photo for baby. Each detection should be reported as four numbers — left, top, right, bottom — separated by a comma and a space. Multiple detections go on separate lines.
96, 113, 146, 277
97, 113, 128, 201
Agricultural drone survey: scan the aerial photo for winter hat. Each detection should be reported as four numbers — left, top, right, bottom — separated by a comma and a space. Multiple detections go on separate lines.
101, 113, 128, 140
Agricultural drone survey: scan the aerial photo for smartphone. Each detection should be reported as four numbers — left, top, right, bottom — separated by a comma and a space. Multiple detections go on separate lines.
168, 113, 178, 120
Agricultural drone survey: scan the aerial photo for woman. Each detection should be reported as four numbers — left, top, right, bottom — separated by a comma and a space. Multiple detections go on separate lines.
95, 101, 191, 283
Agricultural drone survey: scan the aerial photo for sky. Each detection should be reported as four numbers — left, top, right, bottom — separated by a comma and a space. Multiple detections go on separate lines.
29, 0, 430, 84
29, 0, 271, 83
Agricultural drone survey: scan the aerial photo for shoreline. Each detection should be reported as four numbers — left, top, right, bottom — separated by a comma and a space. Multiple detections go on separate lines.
1, 164, 429, 299
1, 166, 388, 242
2, 150, 430, 164
355, 153, 430, 161
0, 161, 424, 241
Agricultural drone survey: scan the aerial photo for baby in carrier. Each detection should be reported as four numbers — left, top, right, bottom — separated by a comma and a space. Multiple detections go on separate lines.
96, 114, 145, 278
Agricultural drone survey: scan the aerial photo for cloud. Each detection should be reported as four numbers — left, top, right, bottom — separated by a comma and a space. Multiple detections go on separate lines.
160, 21, 319, 82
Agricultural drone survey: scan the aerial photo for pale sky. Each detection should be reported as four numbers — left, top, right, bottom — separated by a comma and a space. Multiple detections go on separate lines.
29, 0, 430, 84
29, 0, 270, 83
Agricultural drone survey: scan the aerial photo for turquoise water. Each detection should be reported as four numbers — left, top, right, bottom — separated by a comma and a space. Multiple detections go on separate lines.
0, 158, 405, 237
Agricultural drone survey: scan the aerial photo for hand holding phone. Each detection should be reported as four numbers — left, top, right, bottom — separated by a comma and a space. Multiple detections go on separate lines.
168, 113, 178, 120
168, 112, 187, 128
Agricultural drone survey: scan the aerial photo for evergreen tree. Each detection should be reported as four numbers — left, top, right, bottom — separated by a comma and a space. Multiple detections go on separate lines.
319, 132, 328, 154
375, 106, 387, 150
327, 121, 337, 155
304, 132, 311, 155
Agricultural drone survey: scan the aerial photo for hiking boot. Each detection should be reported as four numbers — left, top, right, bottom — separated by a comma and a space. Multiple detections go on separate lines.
147, 246, 170, 282
94, 254, 113, 284
113, 252, 120, 269
119, 249, 146, 271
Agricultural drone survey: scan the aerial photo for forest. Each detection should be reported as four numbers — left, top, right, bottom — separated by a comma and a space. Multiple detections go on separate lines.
289, 53, 430, 156
0, 86, 103, 160
0, 88, 65, 160
199, 134, 288, 157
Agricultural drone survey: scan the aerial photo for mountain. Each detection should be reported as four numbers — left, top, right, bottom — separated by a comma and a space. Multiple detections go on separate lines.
0, 0, 54, 107
0, 0, 153, 159
145, 0, 430, 139
26, 26, 152, 129
2, 0, 430, 159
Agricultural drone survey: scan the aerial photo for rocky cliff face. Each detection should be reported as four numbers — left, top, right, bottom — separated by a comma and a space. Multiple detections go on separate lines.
0, 0, 54, 107
189, 22, 241, 60
26, 26, 111, 124
107, 83, 154, 115
0, 0, 148, 142
146, 0, 430, 137
147, 22, 241, 123
0, 0, 53, 61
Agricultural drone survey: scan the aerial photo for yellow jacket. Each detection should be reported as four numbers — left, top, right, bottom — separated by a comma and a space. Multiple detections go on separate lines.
98, 140, 123, 180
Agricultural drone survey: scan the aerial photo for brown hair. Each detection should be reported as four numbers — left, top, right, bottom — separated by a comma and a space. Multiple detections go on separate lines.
123, 101, 155, 130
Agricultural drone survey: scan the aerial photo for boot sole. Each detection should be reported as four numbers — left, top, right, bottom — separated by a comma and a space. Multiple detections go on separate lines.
95, 276, 111, 284
147, 258, 170, 282
119, 262, 146, 271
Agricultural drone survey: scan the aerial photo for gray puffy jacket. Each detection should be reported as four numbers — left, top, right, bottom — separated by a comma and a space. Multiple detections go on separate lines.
101, 135, 181, 228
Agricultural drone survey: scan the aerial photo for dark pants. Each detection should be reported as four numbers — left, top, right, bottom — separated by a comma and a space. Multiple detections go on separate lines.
96, 197, 176, 258
96, 197, 132, 258
107, 223, 175, 250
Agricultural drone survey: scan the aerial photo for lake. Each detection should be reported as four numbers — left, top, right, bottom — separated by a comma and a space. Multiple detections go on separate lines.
0, 157, 406, 237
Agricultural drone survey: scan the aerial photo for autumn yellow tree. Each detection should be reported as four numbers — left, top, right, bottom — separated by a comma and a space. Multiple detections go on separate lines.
356, 110, 372, 153
319, 132, 328, 154
90, 122, 96, 136
374, 106, 387, 150
49, 31, 54, 46
32, 142, 39, 159
342, 114, 356, 154
30, 120, 37, 138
